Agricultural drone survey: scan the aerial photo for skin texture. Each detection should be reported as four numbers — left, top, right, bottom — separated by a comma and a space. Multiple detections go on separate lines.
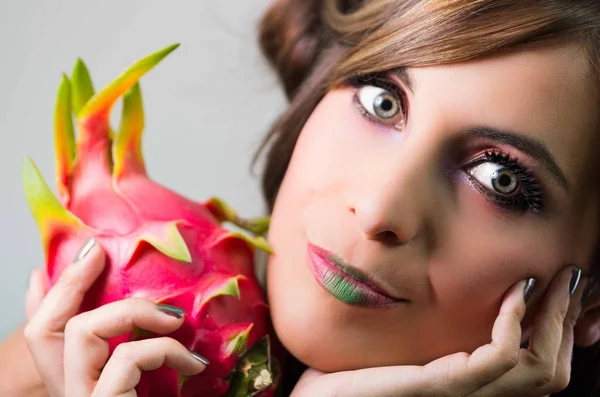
265, 43, 600, 372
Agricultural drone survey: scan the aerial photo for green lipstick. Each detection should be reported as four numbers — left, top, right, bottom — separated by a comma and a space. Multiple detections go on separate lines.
307, 242, 404, 307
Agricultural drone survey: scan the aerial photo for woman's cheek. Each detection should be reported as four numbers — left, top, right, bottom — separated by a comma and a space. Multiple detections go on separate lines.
431, 184, 565, 306
288, 93, 358, 179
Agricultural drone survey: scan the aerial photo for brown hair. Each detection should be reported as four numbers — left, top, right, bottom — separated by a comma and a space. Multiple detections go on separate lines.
251, 0, 600, 395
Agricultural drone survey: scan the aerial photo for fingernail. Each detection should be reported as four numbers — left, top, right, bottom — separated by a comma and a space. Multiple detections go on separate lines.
74, 238, 96, 262
189, 350, 210, 365
581, 276, 596, 305
569, 267, 582, 296
523, 278, 536, 303
156, 304, 185, 319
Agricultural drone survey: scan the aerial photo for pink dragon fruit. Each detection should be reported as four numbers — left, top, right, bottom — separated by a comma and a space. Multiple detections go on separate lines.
21, 43, 282, 397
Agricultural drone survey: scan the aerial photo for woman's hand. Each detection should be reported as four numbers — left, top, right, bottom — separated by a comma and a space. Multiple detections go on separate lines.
23, 239, 208, 397
291, 265, 586, 397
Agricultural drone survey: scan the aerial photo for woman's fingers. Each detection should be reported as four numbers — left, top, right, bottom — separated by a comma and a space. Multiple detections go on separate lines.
92, 337, 207, 397
410, 277, 528, 396
23, 238, 105, 397
472, 266, 586, 397
63, 298, 188, 396
25, 238, 104, 337
553, 274, 587, 390
526, 266, 576, 372
528, 268, 586, 394
458, 277, 527, 386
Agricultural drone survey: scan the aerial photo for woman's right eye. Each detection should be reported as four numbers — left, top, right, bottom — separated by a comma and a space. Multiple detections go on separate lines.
353, 83, 406, 130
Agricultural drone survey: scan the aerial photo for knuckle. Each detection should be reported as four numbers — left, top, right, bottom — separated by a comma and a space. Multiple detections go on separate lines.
558, 308, 569, 326
100, 298, 153, 331
507, 306, 525, 325
125, 297, 156, 315
64, 314, 85, 336
552, 369, 571, 392
547, 359, 572, 392
159, 336, 183, 352
113, 342, 136, 362
128, 296, 154, 307
540, 303, 568, 328
64, 313, 97, 346
23, 322, 41, 343
564, 309, 579, 329
120, 297, 157, 325
54, 269, 81, 290
532, 366, 555, 388
495, 347, 519, 371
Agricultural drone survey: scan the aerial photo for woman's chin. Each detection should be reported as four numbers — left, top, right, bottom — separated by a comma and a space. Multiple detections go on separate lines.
271, 306, 497, 374
270, 312, 412, 372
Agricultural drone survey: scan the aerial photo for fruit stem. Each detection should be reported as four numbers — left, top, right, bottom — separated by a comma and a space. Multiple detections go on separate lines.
207, 197, 270, 236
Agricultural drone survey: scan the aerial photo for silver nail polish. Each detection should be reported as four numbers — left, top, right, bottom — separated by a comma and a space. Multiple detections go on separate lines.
156, 304, 186, 319
74, 238, 96, 262
569, 267, 582, 296
189, 350, 210, 365
523, 278, 536, 303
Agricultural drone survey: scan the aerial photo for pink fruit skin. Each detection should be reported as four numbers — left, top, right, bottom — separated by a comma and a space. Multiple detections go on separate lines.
22, 44, 282, 397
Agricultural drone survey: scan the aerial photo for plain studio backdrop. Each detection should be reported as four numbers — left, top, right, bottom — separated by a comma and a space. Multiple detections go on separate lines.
0, 1, 286, 339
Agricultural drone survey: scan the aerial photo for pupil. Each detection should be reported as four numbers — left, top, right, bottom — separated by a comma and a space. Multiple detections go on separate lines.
498, 174, 512, 187
381, 99, 393, 111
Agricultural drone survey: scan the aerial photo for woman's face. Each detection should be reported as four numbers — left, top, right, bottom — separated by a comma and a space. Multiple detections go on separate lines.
265, 43, 600, 371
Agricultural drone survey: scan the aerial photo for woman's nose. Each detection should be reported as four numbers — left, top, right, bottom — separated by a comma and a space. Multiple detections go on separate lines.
348, 156, 435, 246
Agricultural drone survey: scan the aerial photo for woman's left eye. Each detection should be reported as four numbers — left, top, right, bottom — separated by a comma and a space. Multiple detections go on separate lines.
464, 150, 544, 213
468, 162, 519, 195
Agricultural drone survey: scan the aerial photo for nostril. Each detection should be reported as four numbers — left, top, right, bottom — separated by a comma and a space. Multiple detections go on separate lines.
377, 230, 401, 245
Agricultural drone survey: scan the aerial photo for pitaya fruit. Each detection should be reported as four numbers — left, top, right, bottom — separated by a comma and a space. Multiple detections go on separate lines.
21, 43, 282, 397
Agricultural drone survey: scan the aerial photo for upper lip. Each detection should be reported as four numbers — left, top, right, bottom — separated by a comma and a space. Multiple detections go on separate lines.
308, 242, 407, 301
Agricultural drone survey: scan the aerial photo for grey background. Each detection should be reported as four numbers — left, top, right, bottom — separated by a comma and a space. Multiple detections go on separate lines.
0, 0, 286, 339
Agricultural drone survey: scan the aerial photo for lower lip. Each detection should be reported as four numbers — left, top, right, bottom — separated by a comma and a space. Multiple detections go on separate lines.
306, 243, 404, 307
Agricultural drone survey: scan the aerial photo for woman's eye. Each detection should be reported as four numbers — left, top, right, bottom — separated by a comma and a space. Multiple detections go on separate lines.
468, 162, 519, 195
464, 150, 544, 213
356, 85, 403, 122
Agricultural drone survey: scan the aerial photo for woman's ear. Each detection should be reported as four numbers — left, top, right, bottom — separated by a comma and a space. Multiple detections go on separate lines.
574, 277, 600, 348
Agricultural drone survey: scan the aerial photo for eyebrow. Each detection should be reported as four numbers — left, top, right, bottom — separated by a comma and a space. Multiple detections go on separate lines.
392, 67, 569, 190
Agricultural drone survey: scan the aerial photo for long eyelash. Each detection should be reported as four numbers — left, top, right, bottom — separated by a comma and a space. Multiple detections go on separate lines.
475, 149, 544, 213
347, 74, 407, 123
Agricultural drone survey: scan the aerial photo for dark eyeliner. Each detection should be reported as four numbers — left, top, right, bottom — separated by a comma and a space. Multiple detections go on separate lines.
348, 74, 407, 126
465, 149, 544, 213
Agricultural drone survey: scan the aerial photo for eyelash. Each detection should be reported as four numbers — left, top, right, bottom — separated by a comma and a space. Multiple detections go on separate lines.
465, 149, 544, 213
348, 74, 407, 129
347, 75, 545, 214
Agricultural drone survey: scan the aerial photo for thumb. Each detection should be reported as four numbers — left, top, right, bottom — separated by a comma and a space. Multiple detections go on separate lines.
25, 268, 47, 321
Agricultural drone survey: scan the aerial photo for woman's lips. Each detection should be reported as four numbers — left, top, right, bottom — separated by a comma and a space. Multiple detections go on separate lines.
306, 242, 408, 307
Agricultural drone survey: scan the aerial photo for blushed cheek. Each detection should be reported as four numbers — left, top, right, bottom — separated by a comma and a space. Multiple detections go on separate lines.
429, 187, 568, 323
266, 91, 366, 256
279, 90, 379, 204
